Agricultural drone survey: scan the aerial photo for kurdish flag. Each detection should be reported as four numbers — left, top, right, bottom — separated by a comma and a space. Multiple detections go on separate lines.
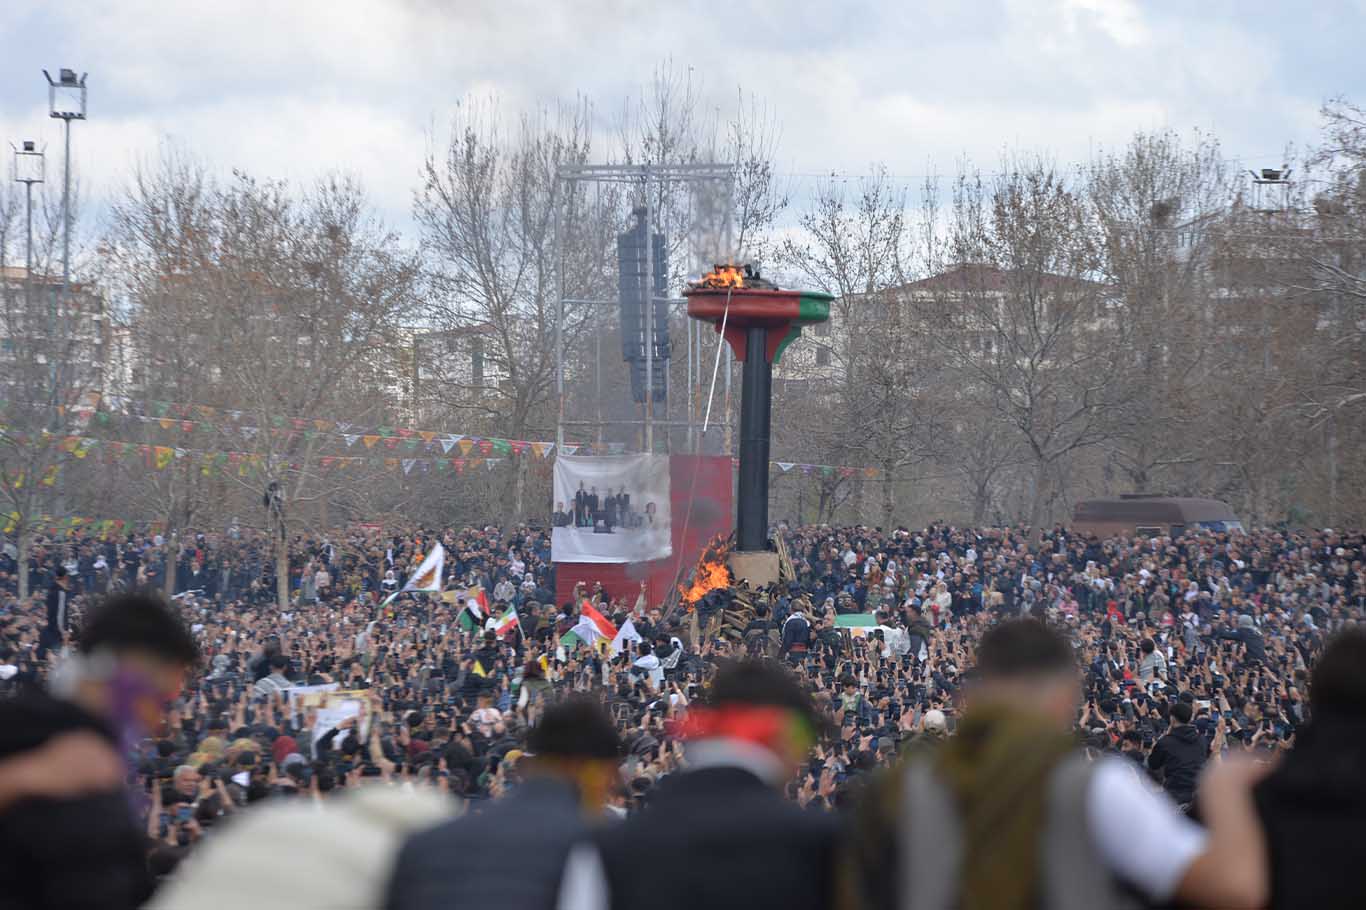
579, 601, 618, 640
381, 543, 444, 606
833, 613, 878, 638
495, 606, 521, 638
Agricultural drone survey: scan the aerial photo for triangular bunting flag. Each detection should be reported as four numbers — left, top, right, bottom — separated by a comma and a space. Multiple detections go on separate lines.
776, 462, 795, 472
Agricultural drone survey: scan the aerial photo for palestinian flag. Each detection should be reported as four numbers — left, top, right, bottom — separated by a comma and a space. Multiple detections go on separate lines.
495, 606, 520, 638
579, 601, 618, 640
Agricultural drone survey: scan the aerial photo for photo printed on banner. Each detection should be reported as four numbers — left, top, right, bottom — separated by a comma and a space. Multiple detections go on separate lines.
551, 454, 671, 563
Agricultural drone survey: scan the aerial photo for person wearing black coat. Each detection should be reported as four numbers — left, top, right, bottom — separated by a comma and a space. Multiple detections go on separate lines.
40, 568, 72, 658
0, 592, 199, 910
1217, 614, 1266, 663
1147, 701, 1208, 806
1255, 629, 1366, 909
386, 698, 621, 910
557, 661, 836, 910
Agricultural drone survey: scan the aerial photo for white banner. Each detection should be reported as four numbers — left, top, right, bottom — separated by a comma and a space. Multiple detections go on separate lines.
552, 454, 671, 563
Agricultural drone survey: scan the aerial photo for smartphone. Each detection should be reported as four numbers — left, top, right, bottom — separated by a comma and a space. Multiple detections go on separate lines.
175, 805, 193, 823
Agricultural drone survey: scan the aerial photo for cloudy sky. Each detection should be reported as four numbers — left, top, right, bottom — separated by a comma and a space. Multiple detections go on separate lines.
2, 0, 1361, 237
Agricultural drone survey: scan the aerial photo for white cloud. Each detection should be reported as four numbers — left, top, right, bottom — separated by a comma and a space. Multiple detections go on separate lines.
0, 0, 1355, 235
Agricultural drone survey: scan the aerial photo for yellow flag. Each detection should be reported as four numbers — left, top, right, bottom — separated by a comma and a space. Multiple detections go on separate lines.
472, 660, 487, 678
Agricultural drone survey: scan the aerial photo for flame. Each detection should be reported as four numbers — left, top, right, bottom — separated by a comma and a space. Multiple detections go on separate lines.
680, 536, 732, 605
699, 264, 746, 289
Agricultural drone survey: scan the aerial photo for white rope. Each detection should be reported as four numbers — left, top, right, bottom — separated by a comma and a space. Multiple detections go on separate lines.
701, 286, 733, 434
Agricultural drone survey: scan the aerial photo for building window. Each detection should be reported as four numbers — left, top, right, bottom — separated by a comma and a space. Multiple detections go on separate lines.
815, 345, 831, 367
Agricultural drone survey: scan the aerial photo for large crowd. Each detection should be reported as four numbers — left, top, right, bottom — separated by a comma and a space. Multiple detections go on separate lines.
0, 519, 1363, 909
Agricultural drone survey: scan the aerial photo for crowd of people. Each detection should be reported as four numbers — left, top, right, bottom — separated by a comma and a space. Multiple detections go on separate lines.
0, 518, 1363, 909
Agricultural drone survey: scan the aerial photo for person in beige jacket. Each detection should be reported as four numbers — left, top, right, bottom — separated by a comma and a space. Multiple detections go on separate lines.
146, 782, 454, 910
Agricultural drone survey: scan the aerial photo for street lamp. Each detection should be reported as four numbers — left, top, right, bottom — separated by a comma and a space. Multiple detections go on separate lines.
10, 141, 44, 322
43, 68, 86, 301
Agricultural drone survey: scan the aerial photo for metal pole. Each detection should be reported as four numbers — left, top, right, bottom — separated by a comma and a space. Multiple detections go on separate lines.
594, 309, 602, 445
736, 326, 772, 551
685, 302, 694, 452
643, 189, 654, 454
723, 335, 732, 454
24, 181, 33, 330
554, 178, 565, 449
61, 118, 70, 297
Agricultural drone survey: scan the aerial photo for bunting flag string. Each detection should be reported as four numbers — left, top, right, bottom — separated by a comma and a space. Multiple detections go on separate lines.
19, 430, 884, 484
84, 394, 562, 460
15, 433, 517, 482
0, 423, 887, 482
2, 513, 139, 538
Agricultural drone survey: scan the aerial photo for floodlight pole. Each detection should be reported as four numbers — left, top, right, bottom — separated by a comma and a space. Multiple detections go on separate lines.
43, 68, 86, 418
12, 143, 44, 328
642, 180, 654, 453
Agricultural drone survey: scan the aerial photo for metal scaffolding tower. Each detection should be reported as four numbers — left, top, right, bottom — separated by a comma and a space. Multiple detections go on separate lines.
553, 162, 735, 454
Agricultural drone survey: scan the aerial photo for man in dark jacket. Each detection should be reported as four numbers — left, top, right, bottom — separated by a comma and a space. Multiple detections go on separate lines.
0, 591, 199, 910
1147, 701, 1209, 806
780, 609, 811, 662
386, 697, 621, 910
1255, 628, 1366, 909
40, 567, 72, 659
557, 661, 836, 910
1218, 613, 1266, 663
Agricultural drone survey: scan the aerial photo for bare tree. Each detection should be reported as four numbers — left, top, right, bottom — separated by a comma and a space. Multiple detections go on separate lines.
416, 100, 617, 516
110, 160, 420, 607
1089, 130, 1231, 490
778, 168, 931, 526
919, 158, 1131, 533
0, 158, 96, 600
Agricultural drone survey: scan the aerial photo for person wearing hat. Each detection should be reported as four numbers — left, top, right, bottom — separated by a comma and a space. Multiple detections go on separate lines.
558, 660, 835, 910
385, 696, 621, 910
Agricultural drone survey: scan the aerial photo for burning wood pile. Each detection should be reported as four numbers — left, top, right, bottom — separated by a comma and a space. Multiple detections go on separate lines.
675, 533, 786, 647
679, 535, 733, 607
689, 263, 778, 291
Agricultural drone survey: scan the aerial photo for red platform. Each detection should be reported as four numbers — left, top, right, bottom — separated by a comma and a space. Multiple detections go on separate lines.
554, 454, 733, 610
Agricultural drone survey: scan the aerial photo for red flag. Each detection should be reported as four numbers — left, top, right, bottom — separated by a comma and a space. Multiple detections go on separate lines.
580, 601, 618, 640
